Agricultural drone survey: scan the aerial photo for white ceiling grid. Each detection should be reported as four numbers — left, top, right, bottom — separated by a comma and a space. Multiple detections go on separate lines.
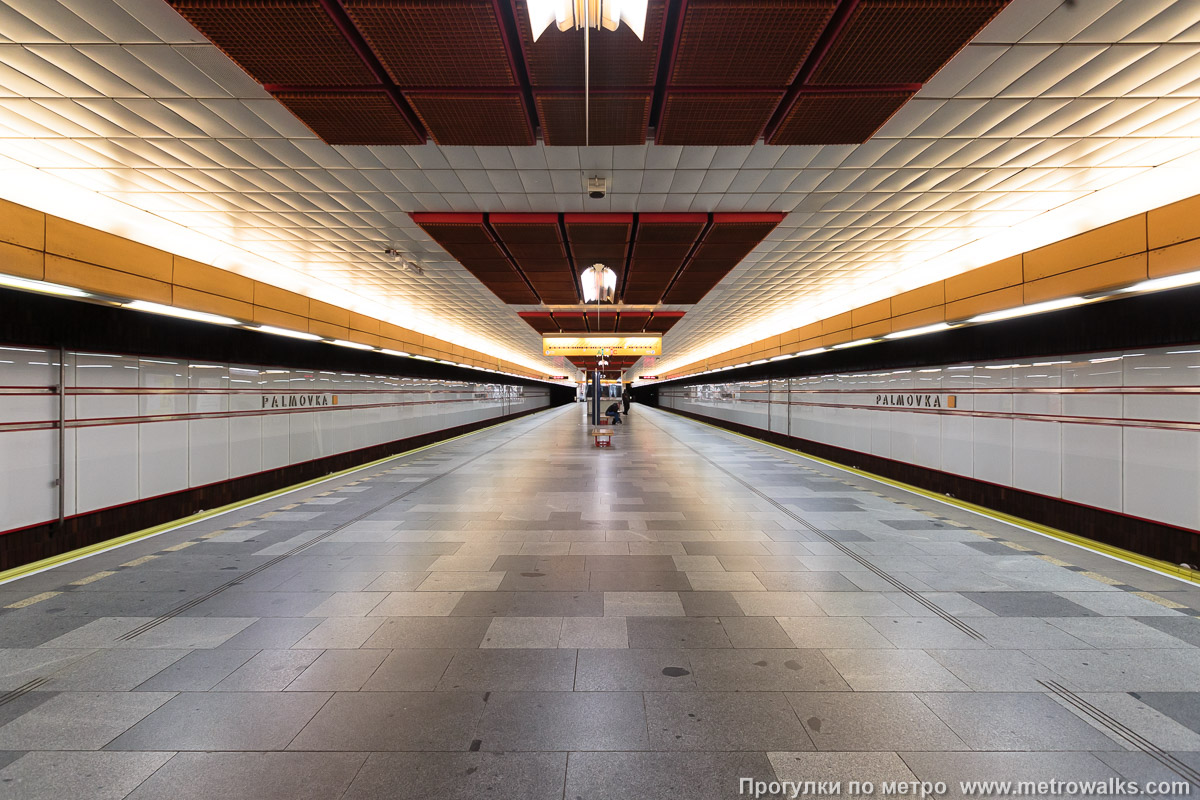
0, 0, 1196, 377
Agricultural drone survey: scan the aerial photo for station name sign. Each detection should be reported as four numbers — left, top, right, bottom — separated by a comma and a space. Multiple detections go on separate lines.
875, 393, 956, 409
261, 393, 339, 409
542, 335, 662, 357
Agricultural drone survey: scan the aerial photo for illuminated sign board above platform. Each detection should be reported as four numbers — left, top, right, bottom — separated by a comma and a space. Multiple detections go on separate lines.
542, 335, 662, 357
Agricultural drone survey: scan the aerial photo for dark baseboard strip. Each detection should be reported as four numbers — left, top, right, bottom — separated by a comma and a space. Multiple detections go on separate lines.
657, 404, 1200, 568
0, 403, 561, 572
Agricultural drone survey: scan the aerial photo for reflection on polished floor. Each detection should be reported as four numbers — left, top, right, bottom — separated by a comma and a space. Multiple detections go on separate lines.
1, 404, 1199, 799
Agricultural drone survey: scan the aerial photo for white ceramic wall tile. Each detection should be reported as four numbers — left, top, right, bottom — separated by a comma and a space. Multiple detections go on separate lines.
1012, 419, 1062, 497
75, 423, 138, 514
1123, 425, 1200, 530
139, 419, 188, 499
0, 428, 58, 530
0, 347, 547, 532
660, 341, 1200, 532
1061, 422, 1124, 512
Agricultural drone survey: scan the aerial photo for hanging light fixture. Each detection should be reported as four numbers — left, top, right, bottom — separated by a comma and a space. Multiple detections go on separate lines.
580, 263, 617, 303
527, 0, 647, 41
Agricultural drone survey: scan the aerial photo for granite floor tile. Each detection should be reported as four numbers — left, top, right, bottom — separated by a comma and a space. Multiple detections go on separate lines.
360, 649, 455, 691
559, 616, 629, 648
918, 692, 1122, 751
134, 648, 257, 691
285, 649, 390, 691
688, 648, 850, 692
787, 692, 966, 752
217, 617, 322, 650
287, 691, 482, 751
474, 691, 648, 751
437, 648, 577, 691
719, 616, 796, 648
678, 591, 745, 617
644, 691, 814, 751
573, 649, 697, 691
603, 592, 685, 616
732, 592, 825, 617
292, 617, 384, 649
213, 649, 321, 691
41, 649, 187, 691
341, 752, 566, 800
481, 617, 563, 648
769, 751, 918, 795
925, 649, 1069, 692
363, 617, 491, 649
627, 617, 733, 649
0, 691, 173, 750
822, 649, 970, 692
960, 591, 1100, 618
0, 751, 173, 800
124, 752, 366, 800
1135, 692, 1200, 736
565, 752, 777, 800
369, 591, 463, 616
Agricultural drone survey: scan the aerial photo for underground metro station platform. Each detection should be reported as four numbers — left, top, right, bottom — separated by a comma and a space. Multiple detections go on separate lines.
2, 0, 1200, 798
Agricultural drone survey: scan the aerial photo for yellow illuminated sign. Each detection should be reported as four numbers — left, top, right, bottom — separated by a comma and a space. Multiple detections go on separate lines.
542, 335, 662, 357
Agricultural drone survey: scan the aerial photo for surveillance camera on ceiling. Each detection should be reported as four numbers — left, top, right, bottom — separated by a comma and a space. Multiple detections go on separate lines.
587, 176, 607, 199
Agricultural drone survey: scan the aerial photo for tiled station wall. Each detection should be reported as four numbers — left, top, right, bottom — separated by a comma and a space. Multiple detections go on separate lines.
0, 345, 550, 535
661, 344, 1200, 535
667, 194, 1200, 377
0, 198, 542, 378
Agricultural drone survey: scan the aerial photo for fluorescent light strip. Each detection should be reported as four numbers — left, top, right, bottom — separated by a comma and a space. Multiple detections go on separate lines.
256, 325, 322, 341
830, 338, 877, 350
1115, 270, 1200, 295
329, 339, 375, 351
883, 322, 953, 340
380, 349, 411, 357
968, 296, 1086, 324
0, 273, 92, 298
125, 300, 238, 326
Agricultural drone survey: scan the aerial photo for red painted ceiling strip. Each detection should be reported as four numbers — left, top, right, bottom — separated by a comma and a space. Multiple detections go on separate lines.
490, 213, 560, 224
563, 213, 634, 224
412, 213, 485, 224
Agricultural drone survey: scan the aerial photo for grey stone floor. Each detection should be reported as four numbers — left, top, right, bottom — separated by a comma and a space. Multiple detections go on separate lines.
1, 404, 1199, 799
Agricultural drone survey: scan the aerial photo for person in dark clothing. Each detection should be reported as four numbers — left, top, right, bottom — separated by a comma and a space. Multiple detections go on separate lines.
605, 402, 622, 424
622, 387, 631, 414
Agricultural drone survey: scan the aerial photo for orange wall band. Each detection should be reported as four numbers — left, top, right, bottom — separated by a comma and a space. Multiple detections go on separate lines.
667, 194, 1200, 378
0, 198, 539, 379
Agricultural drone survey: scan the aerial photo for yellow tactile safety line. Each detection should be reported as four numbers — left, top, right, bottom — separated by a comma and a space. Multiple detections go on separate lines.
68, 571, 115, 586
0, 408, 557, 587
4, 591, 61, 609
665, 410, 1200, 587
1132, 591, 1187, 609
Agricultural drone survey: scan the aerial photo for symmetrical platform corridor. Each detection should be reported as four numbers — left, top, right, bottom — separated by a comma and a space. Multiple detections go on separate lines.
1, 404, 1199, 799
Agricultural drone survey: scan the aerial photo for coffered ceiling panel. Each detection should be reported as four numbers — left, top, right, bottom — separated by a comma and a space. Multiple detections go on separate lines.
415, 210, 782, 307
161, 0, 1012, 147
